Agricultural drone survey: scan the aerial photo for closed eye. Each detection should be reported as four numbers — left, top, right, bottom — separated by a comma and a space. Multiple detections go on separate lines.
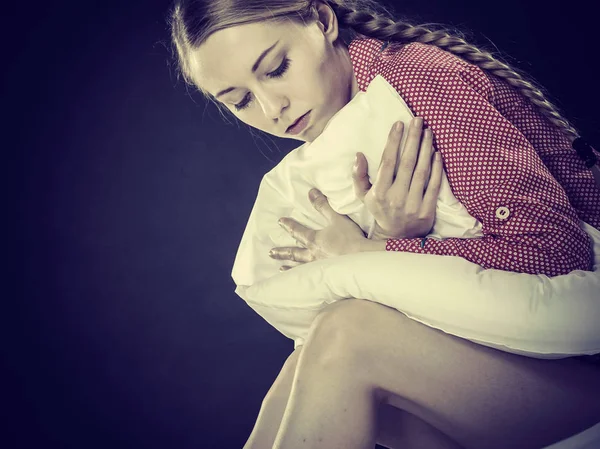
234, 57, 291, 111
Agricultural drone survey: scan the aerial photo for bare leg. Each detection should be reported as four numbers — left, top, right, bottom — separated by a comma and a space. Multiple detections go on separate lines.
376, 404, 464, 449
244, 345, 463, 449
243, 347, 301, 449
272, 299, 600, 449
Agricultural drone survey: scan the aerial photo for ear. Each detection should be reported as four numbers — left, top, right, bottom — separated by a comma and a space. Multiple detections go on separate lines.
314, 0, 340, 44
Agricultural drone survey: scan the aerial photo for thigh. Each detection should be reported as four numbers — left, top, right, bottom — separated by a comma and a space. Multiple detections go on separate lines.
312, 298, 600, 449
260, 341, 462, 449
377, 403, 464, 449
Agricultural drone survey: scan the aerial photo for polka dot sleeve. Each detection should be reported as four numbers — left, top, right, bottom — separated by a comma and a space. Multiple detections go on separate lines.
358, 42, 594, 277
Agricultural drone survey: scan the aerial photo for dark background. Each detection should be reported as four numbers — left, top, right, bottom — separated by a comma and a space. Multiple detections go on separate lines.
10, 0, 599, 448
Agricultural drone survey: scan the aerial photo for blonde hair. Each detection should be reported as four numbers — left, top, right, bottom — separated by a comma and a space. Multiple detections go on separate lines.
167, 0, 580, 143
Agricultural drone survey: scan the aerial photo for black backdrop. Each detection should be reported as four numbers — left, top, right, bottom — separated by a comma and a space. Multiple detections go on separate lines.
10, 0, 599, 448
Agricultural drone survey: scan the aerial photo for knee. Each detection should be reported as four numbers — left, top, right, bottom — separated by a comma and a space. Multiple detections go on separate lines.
309, 299, 373, 363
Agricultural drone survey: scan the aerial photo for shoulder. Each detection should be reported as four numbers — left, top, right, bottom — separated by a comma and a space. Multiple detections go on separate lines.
349, 38, 490, 94
385, 41, 471, 74
349, 37, 474, 71
381, 41, 493, 97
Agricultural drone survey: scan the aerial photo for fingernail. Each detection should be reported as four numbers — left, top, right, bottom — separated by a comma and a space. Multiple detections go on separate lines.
269, 250, 274, 257
415, 117, 423, 127
394, 121, 403, 133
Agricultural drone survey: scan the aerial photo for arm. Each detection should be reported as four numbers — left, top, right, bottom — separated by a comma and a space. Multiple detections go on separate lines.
380, 59, 592, 276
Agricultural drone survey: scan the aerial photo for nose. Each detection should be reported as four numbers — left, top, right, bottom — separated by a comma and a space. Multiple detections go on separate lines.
256, 88, 288, 125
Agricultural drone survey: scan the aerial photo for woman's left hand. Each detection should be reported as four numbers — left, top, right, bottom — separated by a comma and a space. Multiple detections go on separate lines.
269, 188, 367, 272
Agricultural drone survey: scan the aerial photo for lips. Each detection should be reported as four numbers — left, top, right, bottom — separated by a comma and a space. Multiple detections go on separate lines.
287, 112, 308, 132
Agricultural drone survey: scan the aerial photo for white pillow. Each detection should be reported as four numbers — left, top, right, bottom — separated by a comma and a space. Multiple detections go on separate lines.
239, 220, 600, 358
231, 75, 600, 359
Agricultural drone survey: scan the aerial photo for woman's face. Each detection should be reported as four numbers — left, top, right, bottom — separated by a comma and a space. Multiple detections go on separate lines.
190, 1, 360, 143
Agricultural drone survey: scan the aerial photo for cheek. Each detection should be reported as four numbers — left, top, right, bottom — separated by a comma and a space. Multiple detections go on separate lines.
311, 57, 337, 96
320, 66, 346, 108
321, 55, 345, 92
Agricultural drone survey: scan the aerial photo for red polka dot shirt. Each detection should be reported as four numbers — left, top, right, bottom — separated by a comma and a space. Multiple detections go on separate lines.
348, 38, 600, 276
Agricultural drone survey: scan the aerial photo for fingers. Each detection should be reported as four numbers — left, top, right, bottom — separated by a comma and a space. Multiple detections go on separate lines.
421, 151, 444, 218
373, 121, 403, 196
394, 117, 426, 198
352, 152, 371, 203
279, 217, 313, 249
269, 246, 311, 264
405, 127, 434, 202
374, 117, 425, 199
309, 189, 332, 220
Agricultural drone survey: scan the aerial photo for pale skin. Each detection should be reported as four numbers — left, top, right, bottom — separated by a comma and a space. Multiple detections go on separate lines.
244, 335, 464, 449
249, 299, 600, 449
271, 116, 441, 270
257, 124, 600, 448
191, 1, 600, 447
190, 2, 361, 143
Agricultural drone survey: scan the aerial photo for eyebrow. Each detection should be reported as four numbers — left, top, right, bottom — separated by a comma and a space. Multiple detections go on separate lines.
215, 40, 280, 99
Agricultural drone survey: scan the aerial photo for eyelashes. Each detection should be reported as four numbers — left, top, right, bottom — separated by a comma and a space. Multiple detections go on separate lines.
233, 57, 291, 111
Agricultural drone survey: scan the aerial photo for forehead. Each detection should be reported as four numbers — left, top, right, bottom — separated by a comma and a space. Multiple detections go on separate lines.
190, 20, 299, 96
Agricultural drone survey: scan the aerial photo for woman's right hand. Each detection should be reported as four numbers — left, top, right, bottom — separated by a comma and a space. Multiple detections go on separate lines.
352, 117, 444, 240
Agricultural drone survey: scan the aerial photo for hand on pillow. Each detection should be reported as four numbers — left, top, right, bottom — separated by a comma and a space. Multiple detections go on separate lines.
353, 116, 443, 240
270, 117, 444, 272
269, 188, 370, 271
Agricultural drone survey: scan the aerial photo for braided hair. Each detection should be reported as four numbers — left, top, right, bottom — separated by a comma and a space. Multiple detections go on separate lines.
168, 0, 598, 170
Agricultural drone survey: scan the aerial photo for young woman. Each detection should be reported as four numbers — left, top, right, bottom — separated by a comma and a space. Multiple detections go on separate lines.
168, 0, 600, 447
